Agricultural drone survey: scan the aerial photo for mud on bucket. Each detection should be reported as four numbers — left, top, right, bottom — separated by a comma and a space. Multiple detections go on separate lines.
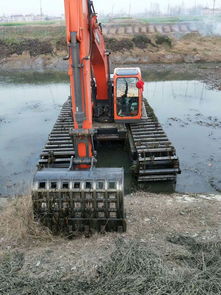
32, 167, 126, 234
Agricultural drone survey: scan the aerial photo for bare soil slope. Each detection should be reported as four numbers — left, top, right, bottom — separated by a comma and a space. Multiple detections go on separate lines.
1, 26, 221, 71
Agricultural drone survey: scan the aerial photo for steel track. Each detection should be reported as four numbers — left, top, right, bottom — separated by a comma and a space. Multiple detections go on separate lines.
129, 100, 181, 182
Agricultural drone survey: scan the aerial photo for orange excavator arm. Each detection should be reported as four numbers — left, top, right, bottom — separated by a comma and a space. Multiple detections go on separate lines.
64, 0, 111, 166
32, 0, 126, 235
89, 4, 111, 101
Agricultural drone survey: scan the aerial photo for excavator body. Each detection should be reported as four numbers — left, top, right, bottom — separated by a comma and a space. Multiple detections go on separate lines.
32, 0, 126, 234
32, 0, 181, 234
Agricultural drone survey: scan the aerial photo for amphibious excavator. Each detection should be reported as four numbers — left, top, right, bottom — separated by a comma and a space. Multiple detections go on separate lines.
32, 0, 181, 234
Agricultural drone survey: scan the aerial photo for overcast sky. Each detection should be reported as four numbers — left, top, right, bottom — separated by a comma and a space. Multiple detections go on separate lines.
0, 0, 220, 16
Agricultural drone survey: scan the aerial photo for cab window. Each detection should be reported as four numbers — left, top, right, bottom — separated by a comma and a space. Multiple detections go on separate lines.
116, 78, 139, 117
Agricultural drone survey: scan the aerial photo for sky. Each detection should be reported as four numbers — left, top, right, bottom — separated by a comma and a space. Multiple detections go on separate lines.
0, 0, 220, 16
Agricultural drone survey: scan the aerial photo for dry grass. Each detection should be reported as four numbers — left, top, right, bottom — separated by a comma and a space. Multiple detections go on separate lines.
1, 237, 221, 295
0, 196, 52, 249
0, 193, 221, 294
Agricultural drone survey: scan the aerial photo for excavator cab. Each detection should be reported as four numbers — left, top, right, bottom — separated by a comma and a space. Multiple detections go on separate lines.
113, 68, 143, 122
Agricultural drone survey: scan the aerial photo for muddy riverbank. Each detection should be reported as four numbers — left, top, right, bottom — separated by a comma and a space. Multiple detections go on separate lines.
1, 39, 221, 72
0, 30, 221, 90
0, 24, 221, 73
0, 193, 221, 294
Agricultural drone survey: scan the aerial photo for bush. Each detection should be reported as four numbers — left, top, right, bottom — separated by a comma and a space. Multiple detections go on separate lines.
0, 196, 52, 249
0, 40, 10, 57
105, 37, 134, 52
17, 39, 53, 56
56, 37, 66, 51
155, 34, 172, 47
0, 39, 53, 57
132, 34, 152, 49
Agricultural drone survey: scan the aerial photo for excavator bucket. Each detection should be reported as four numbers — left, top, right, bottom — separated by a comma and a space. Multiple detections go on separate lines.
32, 167, 126, 234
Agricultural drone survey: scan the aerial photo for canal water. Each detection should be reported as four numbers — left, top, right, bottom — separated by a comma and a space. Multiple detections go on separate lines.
0, 72, 220, 196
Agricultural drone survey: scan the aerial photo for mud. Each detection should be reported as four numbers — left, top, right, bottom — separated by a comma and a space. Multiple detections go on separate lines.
0, 39, 53, 58
1, 28, 221, 73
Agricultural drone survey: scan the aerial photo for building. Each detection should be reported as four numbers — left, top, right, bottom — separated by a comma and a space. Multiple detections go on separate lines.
0, 14, 63, 23
202, 8, 221, 16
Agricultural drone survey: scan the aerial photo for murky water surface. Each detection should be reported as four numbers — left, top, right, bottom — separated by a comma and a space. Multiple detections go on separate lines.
0, 72, 220, 196
145, 80, 221, 193
0, 73, 69, 196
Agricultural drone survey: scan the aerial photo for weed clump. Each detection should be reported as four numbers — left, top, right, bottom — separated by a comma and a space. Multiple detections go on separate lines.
105, 37, 134, 52
132, 34, 153, 49
0, 196, 52, 249
55, 37, 66, 51
155, 34, 172, 47
0, 39, 53, 57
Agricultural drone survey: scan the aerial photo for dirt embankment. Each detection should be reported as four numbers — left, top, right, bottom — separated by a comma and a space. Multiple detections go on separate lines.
1, 193, 221, 294
0, 25, 221, 71
140, 62, 221, 90
107, 33, 221, 65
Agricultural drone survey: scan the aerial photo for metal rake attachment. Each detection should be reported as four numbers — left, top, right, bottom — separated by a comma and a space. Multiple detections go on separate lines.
32, 168, 126, 235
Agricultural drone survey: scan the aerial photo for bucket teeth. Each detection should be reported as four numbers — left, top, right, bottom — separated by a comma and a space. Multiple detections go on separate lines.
32, 168, 126, 234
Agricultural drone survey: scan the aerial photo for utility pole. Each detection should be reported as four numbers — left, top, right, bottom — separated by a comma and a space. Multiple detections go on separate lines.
167, 4, 170, 16
195, 0, 197, 14
40, 0, 43, 17
128, 2, 131, 17
111, 4, 115, 18
213, 0, 216, 15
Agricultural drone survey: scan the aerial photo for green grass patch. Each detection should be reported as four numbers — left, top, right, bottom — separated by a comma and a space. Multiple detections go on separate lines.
141, 17, 181, 23
102, 15, 221, 24
112, 17, 134, 20
139, 15, 219, 23
0, 20, 61, 27
0, 25, 66, 44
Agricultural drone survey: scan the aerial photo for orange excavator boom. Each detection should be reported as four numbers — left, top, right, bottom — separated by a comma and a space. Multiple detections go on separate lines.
32, 0, 126, 234
64, 0, 112, 166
